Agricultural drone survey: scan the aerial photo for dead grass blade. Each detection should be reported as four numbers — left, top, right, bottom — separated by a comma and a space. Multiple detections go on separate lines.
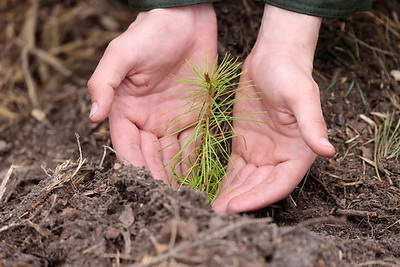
375, 113, 400, 161
349, 36, 399, 57
100, 145, 133, 168
0, 165, 18, 202
42, 133, 90, 193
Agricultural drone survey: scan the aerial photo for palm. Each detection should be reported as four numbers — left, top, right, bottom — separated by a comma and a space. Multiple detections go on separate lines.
109, 55, 214, 183
89, 5, 218, 182
213, 53, 318, 213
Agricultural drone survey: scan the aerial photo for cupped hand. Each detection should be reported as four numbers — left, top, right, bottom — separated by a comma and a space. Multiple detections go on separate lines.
213, 5, 335, 213
88, 4, 217, 183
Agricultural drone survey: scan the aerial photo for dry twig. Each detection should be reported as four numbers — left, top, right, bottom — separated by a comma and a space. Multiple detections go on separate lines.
20, 0, 39, 107
15, 39, 72, 77
335, 209, 377, 218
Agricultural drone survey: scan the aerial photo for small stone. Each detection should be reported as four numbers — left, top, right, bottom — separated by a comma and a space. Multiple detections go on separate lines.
0, 140, 10, 153
30, 108, 46, 122
118, 205, 135, 227
390, 70, 400, 81
160, 219, 198, 241
59, 207, 78, 219
113, 162, 122, 170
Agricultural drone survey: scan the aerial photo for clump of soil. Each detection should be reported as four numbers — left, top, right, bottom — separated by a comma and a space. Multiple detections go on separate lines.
0, 163, 347, 266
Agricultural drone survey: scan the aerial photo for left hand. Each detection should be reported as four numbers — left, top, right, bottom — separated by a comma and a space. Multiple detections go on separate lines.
87, 4, 218, 183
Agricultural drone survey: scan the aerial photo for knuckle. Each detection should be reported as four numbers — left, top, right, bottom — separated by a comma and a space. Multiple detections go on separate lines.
107, 39, 118, 50
87, 78, 97, 95
106, 37, 123, 52
315, 118, 328, 130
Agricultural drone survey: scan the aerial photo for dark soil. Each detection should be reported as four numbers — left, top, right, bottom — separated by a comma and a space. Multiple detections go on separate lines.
1, 0, 399, 266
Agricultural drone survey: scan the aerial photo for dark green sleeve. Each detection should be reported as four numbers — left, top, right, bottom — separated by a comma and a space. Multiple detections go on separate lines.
259, 0, 372, 18
129, 0, 220, 11
129, 0, 371, 18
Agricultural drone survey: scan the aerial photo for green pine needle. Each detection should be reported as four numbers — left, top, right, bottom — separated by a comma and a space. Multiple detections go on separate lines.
162, 53, 260, 202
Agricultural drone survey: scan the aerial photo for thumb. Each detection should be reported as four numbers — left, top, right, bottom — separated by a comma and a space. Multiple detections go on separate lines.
87, 40, 136, 123
292, 86, 336, 158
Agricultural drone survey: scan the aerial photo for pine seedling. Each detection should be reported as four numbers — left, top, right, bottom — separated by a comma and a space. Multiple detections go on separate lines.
161, 53, 259, 202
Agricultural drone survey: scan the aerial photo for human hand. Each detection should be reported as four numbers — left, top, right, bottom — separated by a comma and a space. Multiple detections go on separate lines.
88, 4, 217, 183
213, 5, 335, 213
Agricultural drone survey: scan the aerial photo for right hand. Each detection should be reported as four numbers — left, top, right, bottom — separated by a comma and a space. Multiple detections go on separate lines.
213, 5, 335, 213
87, 4, 218, 183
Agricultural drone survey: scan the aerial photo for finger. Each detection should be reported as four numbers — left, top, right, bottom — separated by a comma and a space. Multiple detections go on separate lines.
109, 115, 146, 167
215, 157, 251, 201
87, 38, 137, 123
212, 164, 274, 213
223, 159, 311, 213
139, 131, 169, 183
220, 156, 247, 186
290, 83, 335, 158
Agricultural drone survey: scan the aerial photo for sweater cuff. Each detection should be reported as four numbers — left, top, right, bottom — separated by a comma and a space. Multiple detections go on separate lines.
258, 0, 372, 18
129, 0, 221, 11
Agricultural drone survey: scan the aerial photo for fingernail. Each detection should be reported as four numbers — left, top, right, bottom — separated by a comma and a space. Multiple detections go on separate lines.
320, 138, 334, 149
89, 102, 98, 118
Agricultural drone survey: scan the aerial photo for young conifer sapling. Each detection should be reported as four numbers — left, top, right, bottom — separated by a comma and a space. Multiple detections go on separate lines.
162, 53, 260, 202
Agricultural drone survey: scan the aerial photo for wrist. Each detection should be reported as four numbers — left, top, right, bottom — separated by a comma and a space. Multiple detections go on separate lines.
130, 0, 220, 11
147, 3, 216, 26
257, 4, 322, 60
